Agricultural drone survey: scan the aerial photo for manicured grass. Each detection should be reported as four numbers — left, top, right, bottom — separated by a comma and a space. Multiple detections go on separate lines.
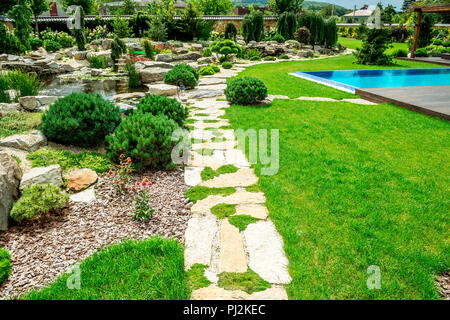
338, 37, 409, 55
27, 148, 112, 173
210, 203, 236, 219
21, 238, 191, 300
245, 184, 261, 193
218, 268, 271, 294
187, 264, 211, 290
0, 112, 41, 138
201, 165, 239, 181
238, 55, 445, 100
228, 215, 259, 231
185, 186, 236, 203
226, 98, 450, 299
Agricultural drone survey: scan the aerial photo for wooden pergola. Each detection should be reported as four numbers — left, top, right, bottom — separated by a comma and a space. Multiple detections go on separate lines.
410, 4, 450, 58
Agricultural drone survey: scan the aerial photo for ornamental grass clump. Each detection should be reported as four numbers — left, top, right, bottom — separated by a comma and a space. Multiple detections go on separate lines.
10, 184, 69, 224
164, 63, 199, 89
41, 93, 121, 148
106, 112, 181, 170
225, 77, 268, 105
0, 248, 11, 284
136, 94, 188, 127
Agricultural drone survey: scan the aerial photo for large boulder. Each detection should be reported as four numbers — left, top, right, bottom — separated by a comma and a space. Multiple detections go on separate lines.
155, 53, 173, 62
147, 83, 178, 96
18, 96, 37, 111
73, 51, 88, 60
67, 168, 98, 191
19, 164, 63, 190
139, 68, 169, 83
35, 95, 58, 106
0, 103, 20, 116
0, 130, 47, 152
173, 51, 202, 61
0, 153, 22, 231
135, 61, 174, 70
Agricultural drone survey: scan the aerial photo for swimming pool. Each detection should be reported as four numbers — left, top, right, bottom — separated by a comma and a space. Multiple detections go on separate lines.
293, 68, 450, 93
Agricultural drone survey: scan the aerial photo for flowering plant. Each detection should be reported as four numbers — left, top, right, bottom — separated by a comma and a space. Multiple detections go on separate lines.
154, 44, 176, 54
131, 178, 154, 221
108, 154, 133, 195
87, 25, 108, 43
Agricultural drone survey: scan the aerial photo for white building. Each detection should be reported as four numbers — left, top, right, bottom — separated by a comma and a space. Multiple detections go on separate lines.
342, 5, 375, 24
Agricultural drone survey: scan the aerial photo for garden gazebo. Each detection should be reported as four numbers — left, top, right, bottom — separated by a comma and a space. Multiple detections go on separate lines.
410, 3, 450, 58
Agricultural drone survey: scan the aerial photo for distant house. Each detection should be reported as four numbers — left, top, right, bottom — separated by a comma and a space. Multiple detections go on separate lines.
0, 16, 14, 32
101, 0, 187, 15
231, 6, 267, 16
342, 4, 375, 23
39, 0, 69, 18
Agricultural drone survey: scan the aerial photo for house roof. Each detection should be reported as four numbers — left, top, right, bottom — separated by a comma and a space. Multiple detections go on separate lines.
0, 15, 14, 22
103, 0, 187, 8
344, 8, 374, 18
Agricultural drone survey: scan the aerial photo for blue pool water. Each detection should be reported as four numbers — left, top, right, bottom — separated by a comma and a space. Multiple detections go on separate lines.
295, 68, 450, 92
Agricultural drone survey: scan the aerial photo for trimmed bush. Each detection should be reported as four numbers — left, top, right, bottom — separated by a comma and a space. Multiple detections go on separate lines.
0, 248, 11, 285
225, 77, 268, 105
415, 48, 428, 57
106, 113, 181, 170
30, 38, 43, 50
211, 40, 241, 61
136, 94, 188, 127
222, 61, 232, 69
10, 184, 69, 224
41, 93, 121, 147
164, 63, 198, 89
199, 66, 215, 75
264, 56, 276, 61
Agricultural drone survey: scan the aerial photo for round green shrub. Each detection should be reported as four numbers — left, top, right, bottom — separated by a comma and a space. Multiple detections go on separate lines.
136, 94, 188, 127
164, 63, 199, 89
225, 77, 268, 105
392, 48, 408, 57
199, 66, 215, 76
10, 184, 69, 224
0, 248, 11, 285
106, 113, 181, 170
264, 56, 276, 61
30, 38, 43, 50
44, 40, 61, 52
41, 93, 121, 147
222, 61, 233, 69
415, 48, 428, 57
271, 34, 285, 43
278, 54, 290, 59
211, 65, 220, 73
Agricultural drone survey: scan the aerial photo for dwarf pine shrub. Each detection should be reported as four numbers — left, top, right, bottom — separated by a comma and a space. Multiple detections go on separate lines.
41, 93, 121, 147
225, 77, 268, 105
10, 184, 69, 224
136, 94, 188, 127
0, 248, 11, 284
164, 63, 199, 89
106, 113, 181, 170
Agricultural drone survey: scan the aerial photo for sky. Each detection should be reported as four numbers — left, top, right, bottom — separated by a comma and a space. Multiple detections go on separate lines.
314, 1, 404, 10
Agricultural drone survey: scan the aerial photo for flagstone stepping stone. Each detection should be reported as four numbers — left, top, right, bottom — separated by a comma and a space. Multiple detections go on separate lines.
192, 140, 236, 151
218, 220, 247, 273
194, 120, 230, 130
191, 285, 288, 300
69, 187, 96, 203
198, 78, 227, 86
235, 204, 268, 220
191, 191, 266, 215
200, 168, 258, 188
184, 166, 203, 186
342, 98, 378, 105
243, 221, 292, 284
184, 214, 218, 269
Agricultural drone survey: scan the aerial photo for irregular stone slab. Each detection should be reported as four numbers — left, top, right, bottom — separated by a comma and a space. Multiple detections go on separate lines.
198, 77, 227, 86
67, 168, 98, 191
184, 214, 218, 269
235, 204, 268, 220
184, 166, 203, 186
36, 95, 58, 106
0, 153, 22, 231
295, 96, 336, 102
0, 103, 20, 116
201, 168, 258, 188
192, 140, 236, 151
155, 53, 173, 62
243, 221, 292, 284
191, 192, 266, 215
191, 285, 288, 300
18, 96, 37, 111
173, 51, 202, 61
342, 98, 378, 105
135, 61, 173, 69
0, 130, 47, 152
188, 88, 226, 99
219, 220, 247, 273
110, 92, 145, 101
224, 149, 250, 168
140, 68, 168, 83
20, 164, 63, 190
147, 83, 177, 96
69, 187, 96, 203
194, 120, 229, 129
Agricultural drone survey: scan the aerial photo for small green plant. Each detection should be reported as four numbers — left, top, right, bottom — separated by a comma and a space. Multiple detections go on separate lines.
131, 178, 154, 221
136, 94, 188, 127
107, 154, 133, 194
0, 248, 11, 285
0, 75, 10, 103
7, 69, 43, 99
29, 38, 43, 50
187, 264, 211, 290
89, 56, 108, 69
222, 61, 232, 69
224, 23, 237, 41
0, 112, 41, 138
126, 61, 141, 88
203, 48, 212, 57
415, 48, 428, 57
278, 54, 290, 59
10, 184, 69, 223
199, 66, 216, 76
44, 40, 61, 52
211, 203, 236, 219
225, 77, 268, 105
111, 36, 127, 71
201, 165, 238, 181
228, 215, 259, 231
185, 186, 236, 203
264, 56, 276, 61
246, 49, 262, 61
41, 93, 121, 148
0, 22, 24, 55
392, 48, 408, 58
271, 33, 286, 43
164, 63, 199, 89
218, 269, 271, 294
142, 39, 154, 59
245, 184, 261, 193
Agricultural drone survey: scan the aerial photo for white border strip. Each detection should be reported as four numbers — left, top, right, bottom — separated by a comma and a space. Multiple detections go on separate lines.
289, 72, 356, 94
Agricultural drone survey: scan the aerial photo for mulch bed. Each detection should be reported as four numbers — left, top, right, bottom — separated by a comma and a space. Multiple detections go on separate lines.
437, 271, 450, 300
0, 168, 191, 299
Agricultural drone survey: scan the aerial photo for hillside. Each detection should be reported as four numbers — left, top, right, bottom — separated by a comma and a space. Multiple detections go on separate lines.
232, 1, 349, 15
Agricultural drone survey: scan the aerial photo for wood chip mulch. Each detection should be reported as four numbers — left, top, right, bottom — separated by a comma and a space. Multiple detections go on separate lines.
0, 168, 192, 299
437, 271, 450, 300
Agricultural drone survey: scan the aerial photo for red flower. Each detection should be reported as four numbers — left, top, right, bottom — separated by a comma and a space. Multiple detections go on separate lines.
141, 181, 147, 186
136, 181, 141, 186
120, 154, 125, 158
131, 187, 136, 192
115, 180, 120, 185
126, 157, 132, 164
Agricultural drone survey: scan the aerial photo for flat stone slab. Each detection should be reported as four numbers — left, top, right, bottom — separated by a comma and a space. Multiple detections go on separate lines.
184, 214, 218, 269
218, 220, 247, 273
147, 83, 178, 96
193, 120, 230, 129
235, 204, 268, 220
69, 187, 96, 203
200, 168, 258, 188
243, 221, 292, 284
0, 130, 47, 152
191, 285, 288, 300
342, 98, 378, 105
184, 166, 203, 186
192, 140, 236, 151
198, 78, 227, 86
20, 164, 63, 190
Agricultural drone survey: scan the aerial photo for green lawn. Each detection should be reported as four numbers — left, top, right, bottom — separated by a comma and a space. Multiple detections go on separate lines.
227, 56, 450, 299
238, 55, 444, 100
21, 238, 191, 300
338, 36, 409, 55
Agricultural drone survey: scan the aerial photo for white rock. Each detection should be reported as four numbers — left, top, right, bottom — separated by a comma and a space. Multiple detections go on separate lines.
0, 103, 20, 116
19, 164, 63, 190
0, 153, 22, 231
70, 187, 96, 203
155, 53, 173, 62
147, 83, 177, 96
0, 130, 47, 152
184, 166, 203, 186
243, 221, 292, 284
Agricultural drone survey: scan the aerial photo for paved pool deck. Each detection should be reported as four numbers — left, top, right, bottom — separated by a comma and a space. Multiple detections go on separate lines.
356, 85, 450, 121
397, 56, 450, 67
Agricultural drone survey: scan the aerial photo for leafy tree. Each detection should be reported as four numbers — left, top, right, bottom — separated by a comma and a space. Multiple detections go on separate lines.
121, 0, 136, 15
190, 0, 233, 15
269, 0, 302, 15
180, 1, 201, 40
8, 0, 33, 51
30, 0, 49, 36
354, 29, 393, 65
0, 0, 16, 14
381, 4, 397, 24
112, 16, 133, 38
418, 13, 434, 48
277, 11, 297, 40
224, 23, 237, 41
324, 18, 337, 48
65, 0, 98, 15
146, 15, 168, 41
402, 0, 416, 12
242, 10, 264, 43
298, 11, 325, 47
